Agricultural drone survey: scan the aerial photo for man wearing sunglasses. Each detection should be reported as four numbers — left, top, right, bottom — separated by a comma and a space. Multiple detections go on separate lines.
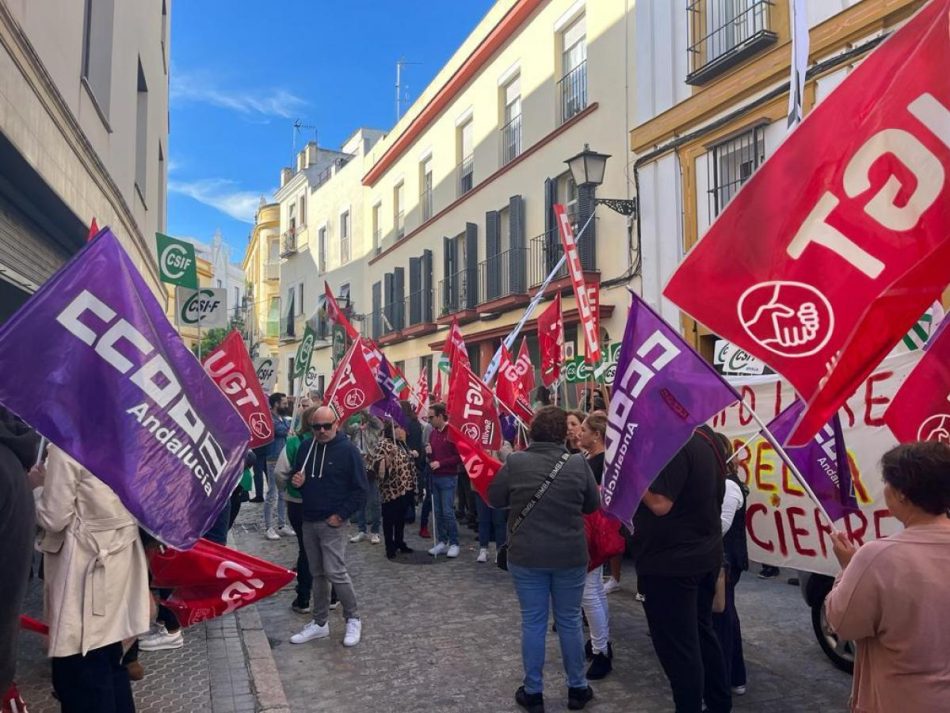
289, 406, 368, 648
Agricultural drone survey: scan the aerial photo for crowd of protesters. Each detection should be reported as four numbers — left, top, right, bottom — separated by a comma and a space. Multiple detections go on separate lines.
4, 383, 950, 713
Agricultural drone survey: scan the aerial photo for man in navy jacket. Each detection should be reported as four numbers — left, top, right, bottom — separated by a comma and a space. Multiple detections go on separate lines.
289, 407, 367, 648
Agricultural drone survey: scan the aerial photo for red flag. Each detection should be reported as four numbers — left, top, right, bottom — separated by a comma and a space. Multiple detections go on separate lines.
537, 293, 564, 387
413, 370, 430, 418
447, 424, 502, 500
447, 362, 502, 450
496, 345, 534, 424
554, 203, 601, 363
87, 218, 100, 242
325, 281, 360, 340
442, 317, 470, 369
148, 538, 295, 627
883, 324, 950, 443
203, 330, 274, 449
664, 0, 950, 446
325, 339, 384, 423
432, 368, 443, 403
516, 338, 536, 395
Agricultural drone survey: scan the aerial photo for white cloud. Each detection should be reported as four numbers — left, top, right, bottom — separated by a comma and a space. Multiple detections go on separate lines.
170, 69, 307, 119
169, 178, 270, 223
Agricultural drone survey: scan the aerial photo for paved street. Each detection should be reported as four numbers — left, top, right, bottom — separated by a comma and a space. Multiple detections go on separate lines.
233, 502, 852, 713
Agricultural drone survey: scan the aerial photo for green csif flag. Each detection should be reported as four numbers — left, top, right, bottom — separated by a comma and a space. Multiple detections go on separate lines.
293, 323, 317, 378
156, 233, 198, 289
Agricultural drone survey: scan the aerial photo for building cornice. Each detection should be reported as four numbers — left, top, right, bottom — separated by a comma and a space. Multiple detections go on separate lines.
362, 0, 544, 187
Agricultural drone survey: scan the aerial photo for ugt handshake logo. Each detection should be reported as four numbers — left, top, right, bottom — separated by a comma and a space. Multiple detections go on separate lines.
738, 281, 835, 358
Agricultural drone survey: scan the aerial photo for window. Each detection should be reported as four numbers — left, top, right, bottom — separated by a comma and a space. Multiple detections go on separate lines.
708, 125, 766, 217
457, 120, 474, 195
160, 0, 168, 73
372, 203, 382, 254
288, 202, 297, 234
157, 142, 166, 231
317, 226, 327, 272
216, 279, 223, 288
340, 211, 351, 264
557, 171, 579, 227
394, 183, 405, 238
501, 76, 522, 164
559, 16, 587, 124
420, 157, 434, 221
687, 1, 777, 85
297, 282, 304, 316
82, 0, 115, 118
134, 59, 148, 200
499, 205, 511, 254
267, 297, 280, 338
299, 194, 307, 227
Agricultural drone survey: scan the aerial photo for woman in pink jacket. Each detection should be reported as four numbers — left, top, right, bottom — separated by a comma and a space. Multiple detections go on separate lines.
826, 441, 950, 712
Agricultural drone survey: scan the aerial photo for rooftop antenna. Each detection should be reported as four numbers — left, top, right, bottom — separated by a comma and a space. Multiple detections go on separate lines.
292, 119, 317, 167
395, 58, 421, 122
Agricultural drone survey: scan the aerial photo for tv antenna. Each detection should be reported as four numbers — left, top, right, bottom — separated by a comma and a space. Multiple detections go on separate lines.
395, 58, 421, 122
291, 119, 317, 166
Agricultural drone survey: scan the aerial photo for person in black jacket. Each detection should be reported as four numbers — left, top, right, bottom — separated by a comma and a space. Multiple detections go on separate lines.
400, 400, 425, 524
289, 407, 368, 648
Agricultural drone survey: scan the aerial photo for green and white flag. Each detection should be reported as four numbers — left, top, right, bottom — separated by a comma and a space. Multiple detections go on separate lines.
901, 302, 945, 351
175, 287, 228, 329
156, 233, 198, 289
293, 323, 317, 378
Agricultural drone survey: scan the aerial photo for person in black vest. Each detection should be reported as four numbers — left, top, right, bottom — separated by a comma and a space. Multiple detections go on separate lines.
711, 432, 748, 698
632, 425, 731, 713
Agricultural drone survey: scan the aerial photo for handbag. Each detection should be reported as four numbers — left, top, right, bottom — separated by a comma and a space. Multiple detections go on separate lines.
497, 452, 571, 571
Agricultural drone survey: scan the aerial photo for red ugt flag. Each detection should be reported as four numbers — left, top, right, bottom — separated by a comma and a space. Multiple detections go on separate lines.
496, 345, 534, 424
447, 362, 502, 450
203, 331, 274, 449
664, 0, 950, 446
447, 424, 502, 500
537, 293, 564, 387
325, 339, 384, 423
884, 321, 950, 444
516, 338, 536, 395
325, 281, 360, 340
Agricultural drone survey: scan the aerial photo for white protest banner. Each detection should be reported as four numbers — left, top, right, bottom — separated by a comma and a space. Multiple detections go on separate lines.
718, 351, 920, 576
175, 287, 229, 329
253, 357, 277, 392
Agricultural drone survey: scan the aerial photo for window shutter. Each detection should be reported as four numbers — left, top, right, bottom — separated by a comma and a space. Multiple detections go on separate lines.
485, 210, 501, 300
465, 223, 478, 309
422, 249, 434, 322
393, 266, 405, 330
509, 194, 526, 293
544, 177, 559, 274
372, 281, 382, 339
577, 185, 596, 270
442, 236, 453, 314
409, 256, 422, 326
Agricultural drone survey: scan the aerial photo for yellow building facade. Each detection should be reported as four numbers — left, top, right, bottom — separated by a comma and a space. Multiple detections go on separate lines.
242, 202, 282, 361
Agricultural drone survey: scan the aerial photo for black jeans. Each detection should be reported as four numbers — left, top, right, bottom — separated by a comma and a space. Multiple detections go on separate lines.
639, 569, 732, 713
712, 567, 747, 688
286, 501, 311, 601
251, 452, 267, 498
51, 641, 135, 713
381, 493, 413, 556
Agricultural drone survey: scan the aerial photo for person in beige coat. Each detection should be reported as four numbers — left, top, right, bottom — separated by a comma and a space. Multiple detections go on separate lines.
35, 444, 150, 712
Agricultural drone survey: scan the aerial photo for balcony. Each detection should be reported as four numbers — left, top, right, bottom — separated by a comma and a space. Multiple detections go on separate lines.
264, 261, 280, 281
266, 319, 279, 339
405, 287, 436, 338
500, 114, 522, 166
280, 230, 298, 257
558, 60, 587, 125
528, 225, 598, 297
438, 268, 477, 325
457, 155, 474, 197
686, 0, 777, 85
477, 247, 529, 314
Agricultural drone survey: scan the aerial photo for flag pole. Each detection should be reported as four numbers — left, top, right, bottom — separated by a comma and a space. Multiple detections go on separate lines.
483, 212, 596, 384
742, 403, 837, 529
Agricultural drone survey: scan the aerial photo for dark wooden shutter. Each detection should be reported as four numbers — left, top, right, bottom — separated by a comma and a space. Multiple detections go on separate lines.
465, 222, 478, 309
408, 256, 422, 326
509, 194, 525, 294
543, 177, 559, 275
422, 249, 434, 322
393, 266, 405, 330
485, 210, 500, 300
383, 273, 394, 333
371, 281, 381, 339
577, 185, 597, 270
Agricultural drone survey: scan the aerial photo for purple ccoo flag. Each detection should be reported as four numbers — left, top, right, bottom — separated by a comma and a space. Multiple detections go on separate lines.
769, 399, 859, 522
370, 358, 408, 428
0, 230, 250, 549
603, 292, 739, 524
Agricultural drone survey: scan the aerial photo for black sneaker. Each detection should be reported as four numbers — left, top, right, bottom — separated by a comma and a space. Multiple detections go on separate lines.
515, 686, 545, 713
567, 686, 594, 710
758, 566, 780, 579
291, 596, 311, 614
586, 652, 612, 680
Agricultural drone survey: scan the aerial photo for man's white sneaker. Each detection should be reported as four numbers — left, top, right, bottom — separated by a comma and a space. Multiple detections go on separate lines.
446, 544, 460, 558
290, 620, 329, 644
476, 548, 488, 563
139, 625, 184, 651
731, 685, 747, 696
370, 533, 381, 545
349, 532, 366, 543
343, 618, 362, 647
428, 542, 448, 556
603, 577, 621, 595
278, 525, 296, 537
265, 527, 280, 541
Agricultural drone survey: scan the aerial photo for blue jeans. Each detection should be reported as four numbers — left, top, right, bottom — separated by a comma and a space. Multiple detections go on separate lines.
357, 479, 381, 534
431, 475, 458, 546
264, 459, 286, 529
475, 494, 507, 549
509, 564, 588, 694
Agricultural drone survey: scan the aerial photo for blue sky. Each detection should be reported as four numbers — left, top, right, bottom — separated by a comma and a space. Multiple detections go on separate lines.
167, 1, 495, 258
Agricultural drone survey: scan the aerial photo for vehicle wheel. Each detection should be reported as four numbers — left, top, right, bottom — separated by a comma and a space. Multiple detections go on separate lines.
811, 593, 855, 674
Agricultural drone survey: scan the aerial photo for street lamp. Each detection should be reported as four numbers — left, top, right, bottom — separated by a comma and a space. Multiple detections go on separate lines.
565, 144, 638, 217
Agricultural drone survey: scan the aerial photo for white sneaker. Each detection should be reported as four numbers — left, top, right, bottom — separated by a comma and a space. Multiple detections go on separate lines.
349, 532, 366, 543
278, 524, 296, 537
265, 527, 280, 541
446, 544, 460, 558
603, 577, 621, 595
428, 542, 448, 556
370, 533, 381, 545
476, 548, 488, 563
343, 618, 362, 647
329, 600, 340, 610
290, 620, 329, 644
731, 685, 747, 696
139, 625, 184, 651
